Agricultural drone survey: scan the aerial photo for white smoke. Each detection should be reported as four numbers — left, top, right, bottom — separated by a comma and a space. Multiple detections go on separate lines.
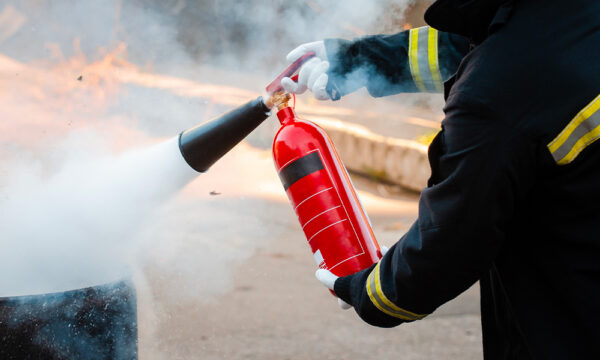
0, 135, 196, 296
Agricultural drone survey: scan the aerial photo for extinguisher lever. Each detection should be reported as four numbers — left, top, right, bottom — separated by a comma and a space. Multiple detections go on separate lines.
266, 52, 316, 95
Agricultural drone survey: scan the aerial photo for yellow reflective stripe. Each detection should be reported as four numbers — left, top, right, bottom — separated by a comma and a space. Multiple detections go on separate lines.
365, 262, 428, 321
408, 28, 426, 92
365, 266, 397, 318
366, 264, 414, 320
548, 94, 600, 152
557, 122, 600, 165
373, 263, 427, 319
547, 94, 600, 165
427, 27, 443, 93
408, 27, 443, 93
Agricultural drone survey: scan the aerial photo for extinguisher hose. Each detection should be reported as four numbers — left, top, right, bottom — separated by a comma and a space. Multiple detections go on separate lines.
179, 97, 270, 172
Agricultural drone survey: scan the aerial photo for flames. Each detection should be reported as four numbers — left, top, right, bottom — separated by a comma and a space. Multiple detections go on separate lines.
0, 37, 264, 156
1, 38, 133, 117
42, 39, 133, 110
0, 40, 144, 154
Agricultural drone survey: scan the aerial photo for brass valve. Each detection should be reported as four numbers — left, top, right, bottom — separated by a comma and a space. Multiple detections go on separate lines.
265, 92, 291, 110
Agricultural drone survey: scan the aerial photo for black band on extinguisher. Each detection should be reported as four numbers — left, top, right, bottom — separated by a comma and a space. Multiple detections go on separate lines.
278, 152, 325, 191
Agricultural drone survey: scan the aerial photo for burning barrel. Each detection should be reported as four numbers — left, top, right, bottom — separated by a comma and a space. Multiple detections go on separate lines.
0, 280, 137, 359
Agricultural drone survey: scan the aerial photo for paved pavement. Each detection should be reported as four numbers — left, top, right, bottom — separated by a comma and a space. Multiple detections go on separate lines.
135, 144, 482, 360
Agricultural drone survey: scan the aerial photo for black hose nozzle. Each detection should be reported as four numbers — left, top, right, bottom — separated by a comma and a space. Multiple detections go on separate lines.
179, 97, 270, 172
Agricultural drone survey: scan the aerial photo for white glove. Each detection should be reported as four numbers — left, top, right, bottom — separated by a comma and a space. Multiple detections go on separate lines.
315, 246, 389, 310
281, 41, 330, 101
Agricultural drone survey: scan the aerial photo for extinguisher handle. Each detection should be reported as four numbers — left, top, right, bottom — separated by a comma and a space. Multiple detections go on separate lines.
266, 52, 316, 95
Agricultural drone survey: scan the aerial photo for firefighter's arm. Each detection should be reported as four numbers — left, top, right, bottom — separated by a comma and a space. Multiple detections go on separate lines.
283, 27, 468, 101
324, 27, 469, 99
328, 93, 538, 327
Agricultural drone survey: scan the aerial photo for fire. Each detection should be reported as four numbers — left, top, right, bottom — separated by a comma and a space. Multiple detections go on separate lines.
41, 39, 133, 109
0, 38, 259, 155
0, 40, 146, 155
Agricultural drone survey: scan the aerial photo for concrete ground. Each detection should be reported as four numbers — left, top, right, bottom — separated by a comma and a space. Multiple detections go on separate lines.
135, 147, 482, 360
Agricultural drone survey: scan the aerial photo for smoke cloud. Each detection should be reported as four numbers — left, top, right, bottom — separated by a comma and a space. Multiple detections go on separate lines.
0, 0, 418, 356
0, 135, 196, 296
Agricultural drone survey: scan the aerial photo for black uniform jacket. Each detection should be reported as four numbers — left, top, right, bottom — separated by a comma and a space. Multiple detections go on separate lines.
325, 1, 600, 359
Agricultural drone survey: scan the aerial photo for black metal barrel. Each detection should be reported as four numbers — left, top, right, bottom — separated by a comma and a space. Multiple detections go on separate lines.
0, 279, 138, 359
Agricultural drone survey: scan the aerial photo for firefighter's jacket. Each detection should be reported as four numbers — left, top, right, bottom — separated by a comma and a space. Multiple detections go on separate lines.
325, 1, 600, 359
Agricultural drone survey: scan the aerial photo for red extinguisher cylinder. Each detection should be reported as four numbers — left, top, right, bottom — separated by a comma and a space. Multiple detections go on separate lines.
273, 106, 382, 278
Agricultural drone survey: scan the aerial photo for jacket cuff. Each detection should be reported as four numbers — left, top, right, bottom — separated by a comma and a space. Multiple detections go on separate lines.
333, 273, 353, 303
334, 265, 406, 328
333, 265, 374, 306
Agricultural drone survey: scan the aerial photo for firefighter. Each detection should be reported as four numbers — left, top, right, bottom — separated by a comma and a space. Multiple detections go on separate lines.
282, 0, 600, 358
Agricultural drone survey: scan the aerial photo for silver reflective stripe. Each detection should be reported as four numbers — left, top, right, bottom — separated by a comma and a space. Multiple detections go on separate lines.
365, 262, 428, 321
408, 26, 443, 93
548, 94, 600, 165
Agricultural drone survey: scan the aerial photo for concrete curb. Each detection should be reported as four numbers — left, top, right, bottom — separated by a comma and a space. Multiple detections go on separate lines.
311, 118, 431, 192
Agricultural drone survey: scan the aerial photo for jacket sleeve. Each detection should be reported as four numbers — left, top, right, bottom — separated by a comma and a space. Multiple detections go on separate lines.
332, 91, 539, 327
324, 26, 469, 100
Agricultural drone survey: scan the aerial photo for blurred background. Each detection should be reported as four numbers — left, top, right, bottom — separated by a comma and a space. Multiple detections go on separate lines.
0, 1, 481, 359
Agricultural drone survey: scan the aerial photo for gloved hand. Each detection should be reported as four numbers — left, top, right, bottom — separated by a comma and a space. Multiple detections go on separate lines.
316, 246, 389, 310
281, 41, 330, 101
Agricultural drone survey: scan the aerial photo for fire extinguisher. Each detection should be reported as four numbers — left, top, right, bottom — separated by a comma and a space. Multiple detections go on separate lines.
267, 55, 382, 280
